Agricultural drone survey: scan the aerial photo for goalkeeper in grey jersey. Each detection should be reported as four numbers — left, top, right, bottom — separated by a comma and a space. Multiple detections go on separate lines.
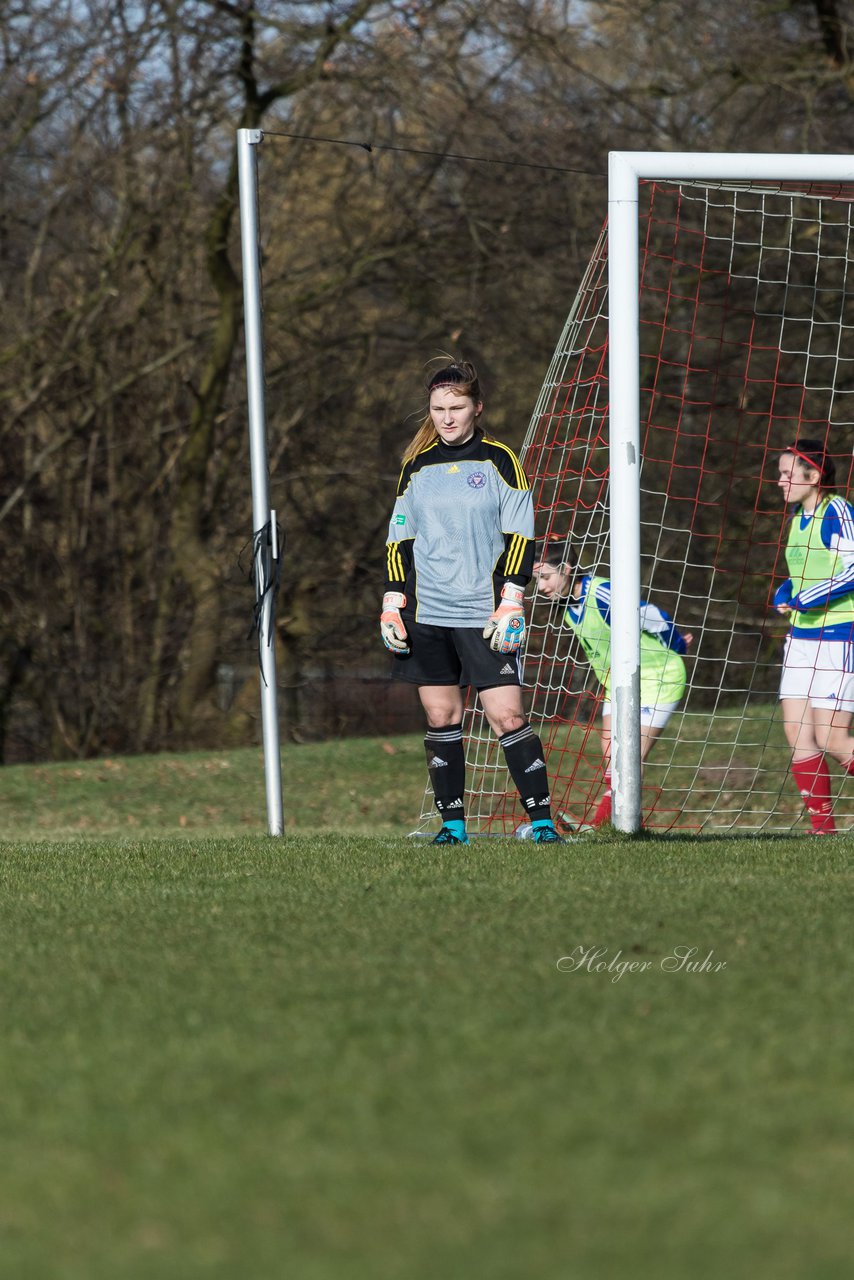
380, 360, 564, 845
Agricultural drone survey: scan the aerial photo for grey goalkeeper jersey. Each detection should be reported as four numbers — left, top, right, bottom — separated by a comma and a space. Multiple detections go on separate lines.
384, 430, 535, 626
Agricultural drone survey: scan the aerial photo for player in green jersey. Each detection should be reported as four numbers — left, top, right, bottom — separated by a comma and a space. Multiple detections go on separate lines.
773, 439, 854, 835
535, 548, 692, 827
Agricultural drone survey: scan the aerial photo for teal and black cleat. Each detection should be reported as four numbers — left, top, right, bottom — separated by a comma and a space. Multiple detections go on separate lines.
431, 825, 470, 846
531, 822, 566, 845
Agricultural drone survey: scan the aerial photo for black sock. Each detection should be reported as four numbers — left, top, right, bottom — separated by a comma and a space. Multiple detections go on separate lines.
424, 723, 466, 823
500, 723, 553, 824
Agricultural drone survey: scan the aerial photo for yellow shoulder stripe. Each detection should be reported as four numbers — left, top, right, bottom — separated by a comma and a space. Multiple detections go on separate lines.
489, 440, 529, 490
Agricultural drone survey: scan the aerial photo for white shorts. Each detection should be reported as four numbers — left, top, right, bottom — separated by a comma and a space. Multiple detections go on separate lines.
779, 635, 854, 711
601, 700, 680, 730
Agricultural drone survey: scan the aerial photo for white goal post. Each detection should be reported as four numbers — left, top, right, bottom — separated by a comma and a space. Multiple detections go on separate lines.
608, 151, 854, 833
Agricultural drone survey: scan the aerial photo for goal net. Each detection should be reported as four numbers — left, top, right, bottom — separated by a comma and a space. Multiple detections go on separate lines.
416, 168, 854, 836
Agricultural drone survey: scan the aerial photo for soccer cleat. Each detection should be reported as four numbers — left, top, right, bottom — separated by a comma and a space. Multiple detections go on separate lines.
531, 822, 566, 844
432, 825, 470, 845
556, 811, 594, 836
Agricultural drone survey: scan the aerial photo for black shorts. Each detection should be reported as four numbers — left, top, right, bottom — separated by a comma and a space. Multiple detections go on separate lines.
390, 621, 522, 689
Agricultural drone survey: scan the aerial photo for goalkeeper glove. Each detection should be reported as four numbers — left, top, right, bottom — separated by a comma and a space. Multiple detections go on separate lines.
380, 591, 409, 654
483, 583, 526, 654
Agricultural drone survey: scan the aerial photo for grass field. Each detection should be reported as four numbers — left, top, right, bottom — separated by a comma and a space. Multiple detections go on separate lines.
1, 738, 853, 1278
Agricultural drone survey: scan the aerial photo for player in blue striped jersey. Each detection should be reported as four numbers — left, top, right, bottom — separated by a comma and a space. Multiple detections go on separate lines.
774, 439, 854, 834
380, 361, 563, 845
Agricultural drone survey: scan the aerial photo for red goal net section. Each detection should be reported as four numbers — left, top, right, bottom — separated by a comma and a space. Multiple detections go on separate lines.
419, 153, 854, 837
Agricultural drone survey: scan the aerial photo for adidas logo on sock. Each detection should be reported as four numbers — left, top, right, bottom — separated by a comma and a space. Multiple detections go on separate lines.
499, 663, 515, 675
429, 756, 448, 768
524, 759, 546, 772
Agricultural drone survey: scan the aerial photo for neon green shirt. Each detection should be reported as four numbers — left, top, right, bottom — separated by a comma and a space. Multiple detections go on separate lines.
564, 576, 687, 705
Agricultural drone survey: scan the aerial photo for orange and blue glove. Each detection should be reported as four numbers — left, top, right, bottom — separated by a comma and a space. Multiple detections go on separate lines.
483, 583, 526, 655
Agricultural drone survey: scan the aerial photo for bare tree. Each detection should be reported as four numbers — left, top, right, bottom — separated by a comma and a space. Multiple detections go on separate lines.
2, 0, 853, 759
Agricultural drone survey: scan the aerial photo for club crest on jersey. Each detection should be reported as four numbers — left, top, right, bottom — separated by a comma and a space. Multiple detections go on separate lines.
467, 471, 486, 489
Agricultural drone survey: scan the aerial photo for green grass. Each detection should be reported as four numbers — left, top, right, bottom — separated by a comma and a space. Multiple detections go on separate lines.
0, 736, 428, 838
1, 741, 853, 1277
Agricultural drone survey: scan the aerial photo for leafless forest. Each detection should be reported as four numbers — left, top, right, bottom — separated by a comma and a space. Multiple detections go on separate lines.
2, 0, 852, 761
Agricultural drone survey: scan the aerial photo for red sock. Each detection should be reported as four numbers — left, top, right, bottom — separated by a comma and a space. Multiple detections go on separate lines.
593, 768, 612, 826
791, 753, 836, 833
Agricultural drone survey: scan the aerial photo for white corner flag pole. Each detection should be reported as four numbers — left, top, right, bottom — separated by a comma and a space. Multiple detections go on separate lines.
237, 128, 284, 836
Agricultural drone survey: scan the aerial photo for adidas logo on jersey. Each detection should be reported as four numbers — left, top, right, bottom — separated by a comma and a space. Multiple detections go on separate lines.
499, 663, 515, 675
428, 756, 448, 768
447, 464, 460, 473
524, 759, 546, 772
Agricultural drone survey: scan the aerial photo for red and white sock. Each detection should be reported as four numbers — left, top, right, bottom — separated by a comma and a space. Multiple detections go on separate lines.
791, 752, 836, 834
593, 767, 612, 826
